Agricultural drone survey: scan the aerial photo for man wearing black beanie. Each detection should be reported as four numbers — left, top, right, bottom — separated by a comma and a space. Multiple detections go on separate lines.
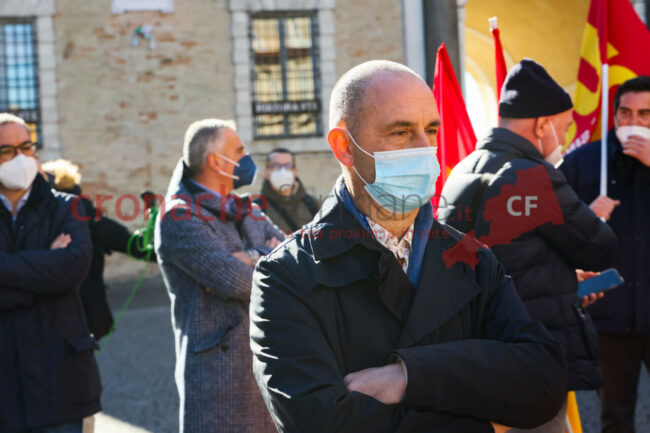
439, 59, 617, 433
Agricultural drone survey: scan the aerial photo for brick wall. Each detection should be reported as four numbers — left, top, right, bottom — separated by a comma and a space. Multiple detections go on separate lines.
50, 0, 405, 281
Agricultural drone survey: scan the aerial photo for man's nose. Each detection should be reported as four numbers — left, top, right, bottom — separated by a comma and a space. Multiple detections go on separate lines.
409, 130, 431, 148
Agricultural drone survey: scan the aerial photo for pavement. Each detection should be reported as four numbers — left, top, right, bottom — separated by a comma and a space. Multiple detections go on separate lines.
93, 273, 649, 433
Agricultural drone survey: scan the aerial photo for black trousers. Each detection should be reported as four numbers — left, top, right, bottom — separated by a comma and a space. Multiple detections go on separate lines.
598, 332, 650, 433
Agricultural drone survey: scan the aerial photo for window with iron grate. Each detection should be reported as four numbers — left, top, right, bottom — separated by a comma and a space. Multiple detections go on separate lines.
0, 18, 41, 146
249, 11, 322, 139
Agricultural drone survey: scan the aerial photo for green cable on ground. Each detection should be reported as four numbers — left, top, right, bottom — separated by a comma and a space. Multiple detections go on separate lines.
99, 207, 159, 351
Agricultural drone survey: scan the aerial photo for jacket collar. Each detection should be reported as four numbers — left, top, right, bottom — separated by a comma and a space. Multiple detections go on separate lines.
10, 175, 57, 243
302, 185, 379, 261
478, 127, 546, 162
397, 230, 482, 347
165, 158, 242, 221
303, 183, 483, 344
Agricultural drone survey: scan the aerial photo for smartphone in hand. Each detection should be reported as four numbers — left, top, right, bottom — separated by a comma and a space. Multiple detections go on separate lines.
577, 268, 624, 298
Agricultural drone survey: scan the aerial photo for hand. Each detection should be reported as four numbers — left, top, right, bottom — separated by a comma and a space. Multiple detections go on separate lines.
589, 195, 620, 221
265, 237, 281, 249
344, 362, 406, 405
50, 233, 71, 250
622, 135, 650, 166
576, 270, 605, 307
231, 251, 253, 267
490, 421, 511, 433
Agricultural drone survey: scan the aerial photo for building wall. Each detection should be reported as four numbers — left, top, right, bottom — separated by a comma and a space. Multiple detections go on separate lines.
54, 0, 236, 279
49, 0, 404, 281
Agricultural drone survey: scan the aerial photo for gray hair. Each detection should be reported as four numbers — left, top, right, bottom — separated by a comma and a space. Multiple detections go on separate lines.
0, 112, 30, 134
328, 60, 422, 133
182, 118, 237, 175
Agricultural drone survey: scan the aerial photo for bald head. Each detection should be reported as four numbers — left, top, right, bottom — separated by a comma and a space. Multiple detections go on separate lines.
329, 60, 424, 134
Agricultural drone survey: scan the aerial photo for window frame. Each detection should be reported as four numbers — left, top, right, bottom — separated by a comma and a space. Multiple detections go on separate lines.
0, 16, 42, 146
248, 10, 323, 140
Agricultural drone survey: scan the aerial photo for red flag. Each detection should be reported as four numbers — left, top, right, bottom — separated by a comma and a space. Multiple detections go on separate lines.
489, 17, 508, 101
567, 0, 650, 152
432, 43, 477, 214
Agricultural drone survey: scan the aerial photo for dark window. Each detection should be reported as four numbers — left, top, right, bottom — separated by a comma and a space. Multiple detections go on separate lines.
0, 18, 41, 144
250, 11, 322, 139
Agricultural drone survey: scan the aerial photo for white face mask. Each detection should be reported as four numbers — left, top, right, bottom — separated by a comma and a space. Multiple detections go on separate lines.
269, 168, 295, 193
0, 154, 38, 190
539, 120, 564, 168
615, 125, 650, 144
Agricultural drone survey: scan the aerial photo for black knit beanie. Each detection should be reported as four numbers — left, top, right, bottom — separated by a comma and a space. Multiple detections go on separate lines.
499, 59, 573, 118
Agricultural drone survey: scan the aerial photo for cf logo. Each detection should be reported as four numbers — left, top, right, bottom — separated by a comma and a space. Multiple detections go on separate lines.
507, 196, 538, 216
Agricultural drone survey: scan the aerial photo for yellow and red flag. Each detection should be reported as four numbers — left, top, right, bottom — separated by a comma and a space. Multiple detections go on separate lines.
432, 43, 477, 214
567, 0, 650, 152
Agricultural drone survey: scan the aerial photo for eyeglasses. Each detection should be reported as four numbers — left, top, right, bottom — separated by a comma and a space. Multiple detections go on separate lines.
0, 141, 37, 161
267, 163, 295, 170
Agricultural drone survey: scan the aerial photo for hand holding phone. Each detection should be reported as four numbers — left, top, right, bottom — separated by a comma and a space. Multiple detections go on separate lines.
577, 268, 624, 300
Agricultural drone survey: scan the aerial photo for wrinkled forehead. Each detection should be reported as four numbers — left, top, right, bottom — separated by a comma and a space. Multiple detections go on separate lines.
360, 73, 439, 125
0, 122, 31, 145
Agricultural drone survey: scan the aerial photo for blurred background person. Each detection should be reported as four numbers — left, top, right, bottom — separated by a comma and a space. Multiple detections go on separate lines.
439, 60, 617, 433
42, 158, 158, 341
254, 148, 319, 235
0, 113, 101, 433
561, 76, 650, 433
154, 119, 282, 433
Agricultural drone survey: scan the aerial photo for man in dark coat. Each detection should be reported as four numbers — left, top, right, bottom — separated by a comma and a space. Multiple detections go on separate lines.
250, 60, 568, 433
254, 148, 319, 235
439, 60, 617, 432
561, 76, 650, 433
0, 113, 100, 433
43, 158, 158, 340
155, 119, 281, 433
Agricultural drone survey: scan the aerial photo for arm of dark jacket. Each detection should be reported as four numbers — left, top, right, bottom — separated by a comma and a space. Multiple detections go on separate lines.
93, 215, 157, 262
0, 287, 34, 310
393, 249, 567, 429
250, 256, 495, 433
0, 196, 93, 294
155, 206, 254, 302
537, 166, 616, 271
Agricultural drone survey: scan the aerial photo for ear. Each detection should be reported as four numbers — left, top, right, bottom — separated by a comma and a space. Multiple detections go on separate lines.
533, 117, 549, 139
328, 127, 354, 167
204, 152, 222, 174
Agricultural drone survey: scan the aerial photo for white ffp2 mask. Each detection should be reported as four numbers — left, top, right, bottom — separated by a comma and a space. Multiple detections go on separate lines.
0, 154, 38, 190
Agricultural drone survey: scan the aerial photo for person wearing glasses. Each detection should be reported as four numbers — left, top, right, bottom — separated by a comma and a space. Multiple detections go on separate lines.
0, 113, 100, 433
254, 148, 319, 235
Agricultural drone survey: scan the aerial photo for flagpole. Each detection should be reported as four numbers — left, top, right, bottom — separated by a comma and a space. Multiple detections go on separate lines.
600, 64, 609, 197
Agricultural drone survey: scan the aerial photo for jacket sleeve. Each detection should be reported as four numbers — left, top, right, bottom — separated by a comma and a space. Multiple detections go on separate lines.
93, 215, 157, 261
155, 206, 253, 302
249, 203, 286, 256
250, 256, 494, 433
393, 251, 567, 430
537, 167, 616, 271
0, 198, 93, 293
0, 287, 34, 310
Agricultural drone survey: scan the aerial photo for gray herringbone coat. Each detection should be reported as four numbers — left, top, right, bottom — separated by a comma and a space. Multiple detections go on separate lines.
155, 160, 281, 433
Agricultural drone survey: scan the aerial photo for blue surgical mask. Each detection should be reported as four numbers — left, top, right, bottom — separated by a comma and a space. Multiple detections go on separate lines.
216, 153, 257, 189
347, 130, 440, 213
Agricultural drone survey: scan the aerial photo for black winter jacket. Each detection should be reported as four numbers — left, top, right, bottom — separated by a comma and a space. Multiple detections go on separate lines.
438, 127, 617, 391
561, 130, 650, 335
250, 186, 567, 432
0, 175, 101, 431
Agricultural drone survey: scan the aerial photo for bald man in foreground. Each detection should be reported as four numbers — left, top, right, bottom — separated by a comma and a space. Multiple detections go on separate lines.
249, 60, 567, 433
